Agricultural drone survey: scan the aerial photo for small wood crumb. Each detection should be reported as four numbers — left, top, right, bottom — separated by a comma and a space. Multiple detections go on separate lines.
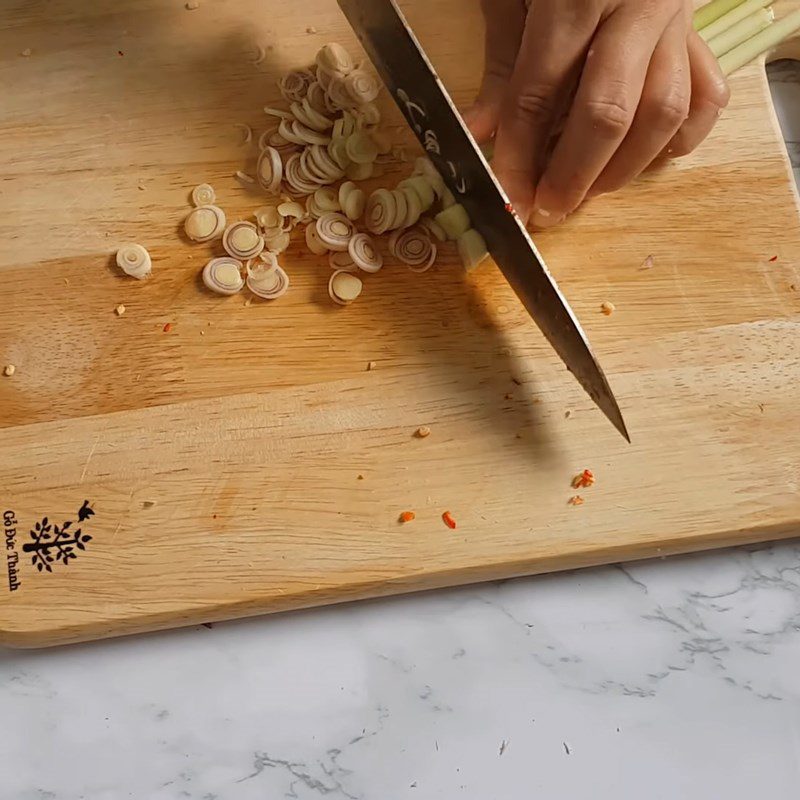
601, 301, 616, 316
143, 500, 156, 508
515, 432, 523, 439
398, 511, 416, 524
790, 284, 797, 292
185, 0, 199, 9
244, 298, 252, 307
200, 330, 205, 336
415, 426, 431, 438
568, 496, 585, 506
64, 278, 70, 286
357, 474, 364, 480
306, 26, 318, 34
367, 361, 377, 371
640, 254, 654, 270
20, 48, 32, 57
511, 377, 522, 386
137, 183, 146, 191
115, 304, 126, 316
3, 365, 16, 377
504, 393, 513, 400
163, 322, 173, 333
564, 410, 572, 419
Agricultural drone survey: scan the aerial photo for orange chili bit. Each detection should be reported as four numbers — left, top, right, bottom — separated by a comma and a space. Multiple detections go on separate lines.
398, 511, 416, 524
769, 255, 778, 262
163, 322, 173, 333
504, 203, 515, 214
442, 511, 457, 530
568, 496, 585, 506
571, 469, 595, 489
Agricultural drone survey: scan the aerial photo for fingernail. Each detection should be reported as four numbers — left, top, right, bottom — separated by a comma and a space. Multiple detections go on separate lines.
532, 208, 557, 229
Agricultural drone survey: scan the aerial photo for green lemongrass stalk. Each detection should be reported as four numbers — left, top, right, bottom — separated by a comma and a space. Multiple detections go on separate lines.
720, 9, 800, 74
699, 0, 771, 40
694, 0, 747, 31
708, 8, 773, 56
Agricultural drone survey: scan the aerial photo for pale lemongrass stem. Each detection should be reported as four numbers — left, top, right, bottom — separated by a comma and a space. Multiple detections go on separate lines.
699, 0, 771, 41
708, 8, 773, 57
720, 9, 800, 75
694, 0, 748, 31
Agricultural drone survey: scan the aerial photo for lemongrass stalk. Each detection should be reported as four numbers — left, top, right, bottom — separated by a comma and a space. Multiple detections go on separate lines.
708, 8, 773, 57
694, 0, 747, 31
699, 0, 771, 40
720, 9, 800, 74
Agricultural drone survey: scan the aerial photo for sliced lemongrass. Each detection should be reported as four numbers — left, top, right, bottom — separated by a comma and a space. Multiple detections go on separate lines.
290, 100, 317, 130
343, 187, 366, 221
252, 44, 267, 65
329, 251, 357, 271
279, 68, 315, 102
435, 203, 470, 240
694, 0, 746, 30
346, 160, 374, 181
440, 186, 457, 209
223, 221, 265, 260
306, 194, 323, 220
348, 233, 383, 273
329, 270, 363, 305
258, 129, 276, 151
314, 187, 341, 212
235, 171, 257, 186
328, 138, 351, 170
357, 103, 381, 127
345, 131, 379, 164
246, 258, 290, 300
300, 148, 334, 186
326, 75, 354, 110
365, 188, 396, 235
264, 229, 291, 254
301, 97, 334, 131
233, 122, 253, 145
700, 0, 771, 40
191, 183, 216, 207
306, 82, 329, 115
268, 129, 294, 149
256, 146, 283, 194
339, 180, 357, 206
719, 10, 800, 74
278, 200, 306, 221
316, 43, 354, 75
344, 69, 379, 104
419, 216, 447, 242
316, 212, 355, 251
264, 106, 293, 120
315, 64, 337, 92
413, 156, 447, 198
278, 117, 307, 145
203, 257, 244, 295
390, 227, 437, 272
185, 205, 226, 242
306, 221, 330, 255
309, 143, 344, 181
457, 229, 490, 272
708, 7, 773, 56
389, 189, 409, 231
291, 119, 332, 146
399, 176, 436, 211
400, 186, 422, 229
254, 205, 281, 230
116, 244, 152, 279
284, 152, 322, 194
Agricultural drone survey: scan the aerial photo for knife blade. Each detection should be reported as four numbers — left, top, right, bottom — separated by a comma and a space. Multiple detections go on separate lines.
337, 0, 629, 441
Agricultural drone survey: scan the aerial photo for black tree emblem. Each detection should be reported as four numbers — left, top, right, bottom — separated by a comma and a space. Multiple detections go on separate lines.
23, 503, 94, 573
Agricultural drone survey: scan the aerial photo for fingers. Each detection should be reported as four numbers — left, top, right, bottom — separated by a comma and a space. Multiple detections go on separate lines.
531, 6, 670, 228
491, 1, 603, 222
664, 31, 730, 157
462, 0, 528, 144
590, 15, 690, 196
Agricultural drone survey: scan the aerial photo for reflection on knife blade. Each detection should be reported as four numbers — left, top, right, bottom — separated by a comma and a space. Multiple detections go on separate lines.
337, 0, 630, 442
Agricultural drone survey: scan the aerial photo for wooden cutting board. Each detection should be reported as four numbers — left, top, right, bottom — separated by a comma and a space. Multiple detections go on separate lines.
2, 0, 799, 648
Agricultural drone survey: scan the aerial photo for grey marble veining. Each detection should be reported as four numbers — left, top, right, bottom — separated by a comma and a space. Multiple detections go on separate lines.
3, 69, 800, 800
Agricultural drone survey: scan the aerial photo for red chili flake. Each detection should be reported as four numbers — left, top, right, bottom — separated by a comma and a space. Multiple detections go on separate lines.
163, 322, 173, 333
398, 511, 416, 524
568, 496, 585, 506
442, 511, 457, 530
769, 255, 778, 262
571, 469, 595, 489
504, 203, 515, 214
118, 50, 125, 57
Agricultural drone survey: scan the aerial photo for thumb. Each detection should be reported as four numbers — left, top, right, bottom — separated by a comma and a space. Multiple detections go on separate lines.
463, 0, 527, 143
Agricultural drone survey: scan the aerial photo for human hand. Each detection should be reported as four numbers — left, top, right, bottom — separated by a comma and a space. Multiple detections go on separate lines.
464, 0, 730, 227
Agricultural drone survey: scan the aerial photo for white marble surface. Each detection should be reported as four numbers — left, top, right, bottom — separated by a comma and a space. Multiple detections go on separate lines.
3, 69, 800, 800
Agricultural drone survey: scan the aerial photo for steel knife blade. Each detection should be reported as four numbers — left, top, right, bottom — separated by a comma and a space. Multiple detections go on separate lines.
336, 0, 629, 441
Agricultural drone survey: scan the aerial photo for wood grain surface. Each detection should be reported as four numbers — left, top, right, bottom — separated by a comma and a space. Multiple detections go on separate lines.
1, 0, 799, 647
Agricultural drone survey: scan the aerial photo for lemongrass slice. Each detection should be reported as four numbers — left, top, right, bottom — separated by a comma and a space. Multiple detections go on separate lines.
116, 244, 152, 279
343, 187, 366, 221
345, 69, 379, 104
223, 221, 265, 260
299, 148, 329, 186
185, 205, 226, 242
264, 229, 291, 254
284, 153, 322, 195
348, 233, 383, 273
246, 258, 290, 300
328, 138, 351, 171
290, 100, 317, 130
306, 81, 328, 115
329, 251, 357, 271
278, 117, 307, 145
436, 204, 470, 239
300, 97, 334, 131
399, 176, 435, 211
388, 189, 409, 231
264, 106, 293, 120
346, 160, 374, 181
278, 200, 305, 222
256, 146, 283, 194
314, 188, 341, 212
326, 75, 354, 110
400, 186, 422, 229
316, 43, 354, 75
329, 270, 363, 305
316, 212, 355, 251
457, 229, 490, 272
357, 103, 381, 127
305, 222, 330, 255
390, 227, 437, 272
308, 144, 344, 181
203, 257, 244, 295
339, 180, 357, 207
291, 119, 331, 146
413, 156, 447, 198
316, 64, 337, 92
257, 129, 275, 151
235, 170, 257, 186
268, 130, 297, 153
306, 194, 323, 220
345, 131, 379, 164
254, 206, 281, 230
279, 68, 315, 103
441, 187, 457, 209
191, 183, 216, 207
365, 189, 396, 235
420, 216, 448, 242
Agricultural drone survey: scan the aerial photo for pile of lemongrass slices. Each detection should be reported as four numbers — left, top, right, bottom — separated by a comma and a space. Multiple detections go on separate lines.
121, 43, 489, 305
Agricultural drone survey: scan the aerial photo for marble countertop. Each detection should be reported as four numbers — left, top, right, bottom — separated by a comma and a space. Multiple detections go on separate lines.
3, 67, 800, 800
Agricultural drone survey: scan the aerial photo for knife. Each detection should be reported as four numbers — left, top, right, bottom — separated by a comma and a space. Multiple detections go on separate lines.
336, 0, 630, 441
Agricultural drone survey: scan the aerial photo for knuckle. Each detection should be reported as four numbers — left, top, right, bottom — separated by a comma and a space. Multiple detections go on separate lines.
511, 84, 559, 123
643, 89, 690, 132
584, 95, 633, 137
